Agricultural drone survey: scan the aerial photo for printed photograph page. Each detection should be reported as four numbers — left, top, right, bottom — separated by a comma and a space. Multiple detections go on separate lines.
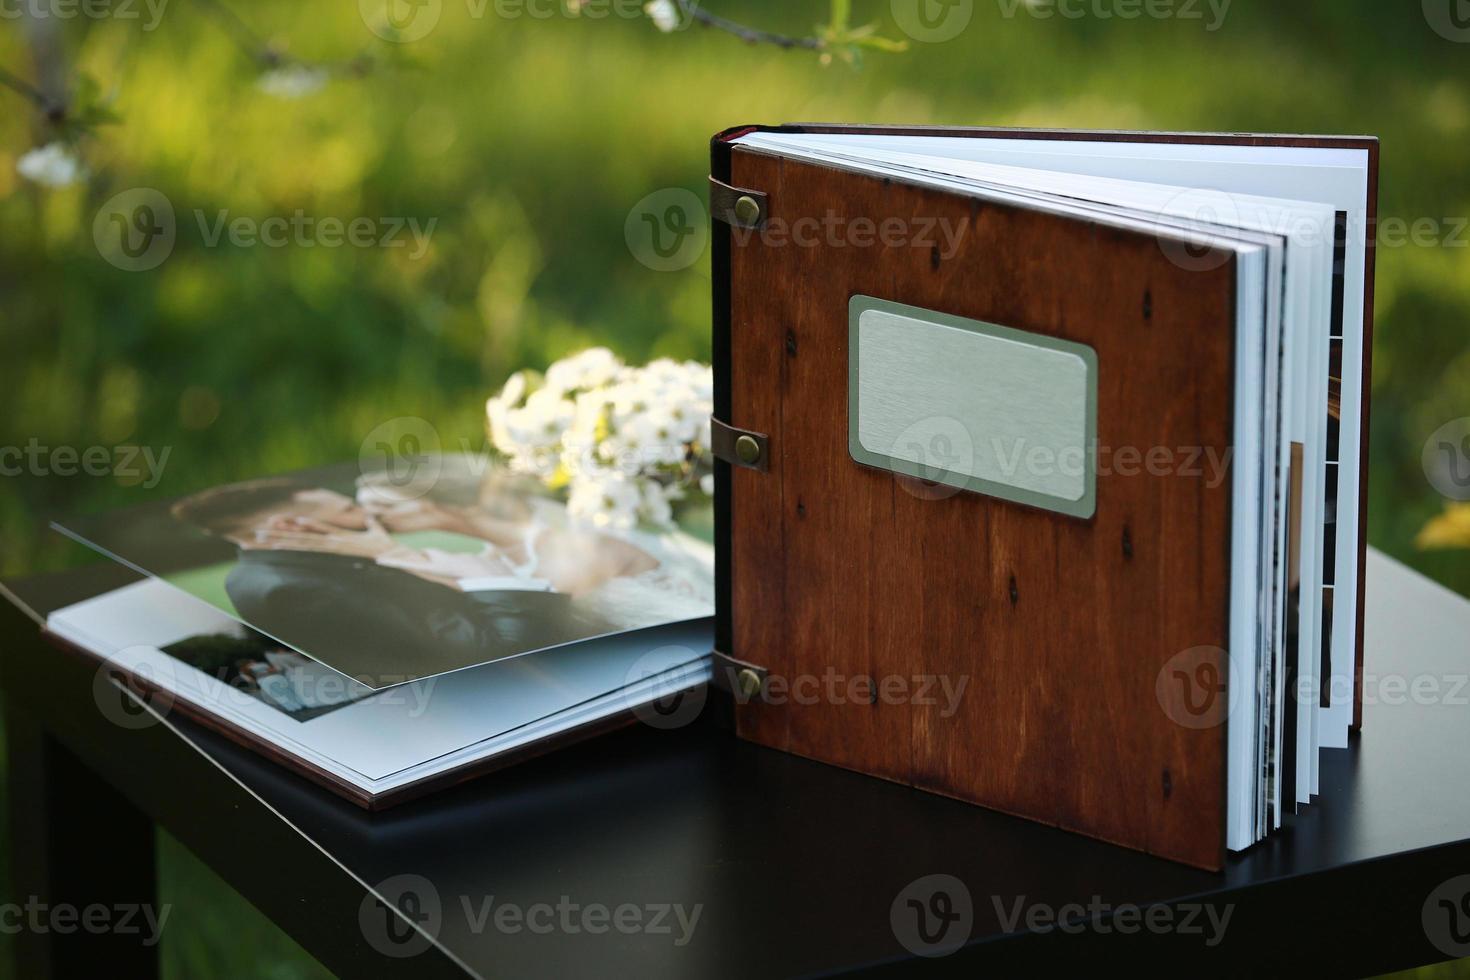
54, 455, 715, 687
50, 576, 714, 785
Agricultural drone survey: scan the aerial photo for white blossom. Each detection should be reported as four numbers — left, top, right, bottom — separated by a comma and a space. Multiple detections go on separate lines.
642, 479, 675, 526
486, 370, 531, 454
696, 413, 712, 453
501, 387, 575, 477
569, 470, 643, 530
644, 0, 681, 33
487, 348, 715, 527
544, 347, 624, 395
622, 407, 691, 466
16, 143, 85, 188
257, 65, 329, 100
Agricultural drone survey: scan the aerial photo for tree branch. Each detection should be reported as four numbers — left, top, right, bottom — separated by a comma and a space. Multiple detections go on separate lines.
23, 10, 68, 112
0, 65, 46, 108
676, 0, 823, 50
194, 0, 276, 64
193, 0, 375, 76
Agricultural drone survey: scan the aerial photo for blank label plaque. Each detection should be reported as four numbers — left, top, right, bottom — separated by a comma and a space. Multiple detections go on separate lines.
848, 296, 1097, 518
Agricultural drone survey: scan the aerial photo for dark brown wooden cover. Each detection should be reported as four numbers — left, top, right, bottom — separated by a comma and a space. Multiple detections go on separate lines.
711, 124, 1377, 871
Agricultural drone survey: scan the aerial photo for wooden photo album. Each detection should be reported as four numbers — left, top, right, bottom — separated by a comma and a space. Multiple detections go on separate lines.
709, 124, 1378, 871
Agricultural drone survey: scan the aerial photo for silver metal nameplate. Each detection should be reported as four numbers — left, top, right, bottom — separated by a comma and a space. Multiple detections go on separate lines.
848, 296, 1097, 518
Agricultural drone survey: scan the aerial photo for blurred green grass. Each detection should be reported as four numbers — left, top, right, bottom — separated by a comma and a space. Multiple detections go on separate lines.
0, 1, 1468, 975
0, 0, 1466, 592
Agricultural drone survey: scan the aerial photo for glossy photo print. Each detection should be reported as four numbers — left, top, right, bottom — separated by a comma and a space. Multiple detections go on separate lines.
54, 456, 715, 687
161, 623, 373, 722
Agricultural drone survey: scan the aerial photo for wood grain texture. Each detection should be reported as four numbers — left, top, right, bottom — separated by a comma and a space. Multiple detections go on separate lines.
724, 122, 1378, 734
722, 145, 1237, 870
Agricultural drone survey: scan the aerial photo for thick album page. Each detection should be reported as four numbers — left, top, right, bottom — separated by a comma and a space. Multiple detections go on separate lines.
50, 576, 712, 790
54, 455, 715, 688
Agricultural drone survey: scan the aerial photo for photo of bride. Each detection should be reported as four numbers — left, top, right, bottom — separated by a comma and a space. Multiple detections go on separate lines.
55, 455, 715, 687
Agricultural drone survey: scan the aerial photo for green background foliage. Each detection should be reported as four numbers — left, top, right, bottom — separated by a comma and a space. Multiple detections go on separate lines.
0, 1, 1467, 975
0, 0, 1467, 594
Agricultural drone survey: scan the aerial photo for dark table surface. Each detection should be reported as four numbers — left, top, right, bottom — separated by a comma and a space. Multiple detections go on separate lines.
3, 550, 1469, 978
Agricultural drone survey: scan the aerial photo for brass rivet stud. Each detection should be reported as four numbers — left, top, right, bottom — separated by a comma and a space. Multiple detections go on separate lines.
735, 434, 761, 465
736, 668, 762, 699
734, 195, 761, 225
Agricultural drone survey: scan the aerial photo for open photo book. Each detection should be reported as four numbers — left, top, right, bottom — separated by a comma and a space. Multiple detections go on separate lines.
711, 125, 1376, 868
12, 456, 714, 808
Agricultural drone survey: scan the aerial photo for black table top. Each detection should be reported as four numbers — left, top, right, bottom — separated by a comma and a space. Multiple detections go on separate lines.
4, 551, 1469, 977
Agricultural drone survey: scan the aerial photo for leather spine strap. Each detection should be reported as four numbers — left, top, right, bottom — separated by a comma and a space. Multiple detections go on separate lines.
709, 649, 768, 701
708, 176, 768, 229
710, 417, 769, 472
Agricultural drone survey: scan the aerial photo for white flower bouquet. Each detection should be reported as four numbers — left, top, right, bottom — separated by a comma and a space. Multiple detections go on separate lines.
485, 348, 714, 530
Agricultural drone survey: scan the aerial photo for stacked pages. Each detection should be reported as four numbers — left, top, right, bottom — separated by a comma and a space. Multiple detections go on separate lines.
31, 457, 714, 807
